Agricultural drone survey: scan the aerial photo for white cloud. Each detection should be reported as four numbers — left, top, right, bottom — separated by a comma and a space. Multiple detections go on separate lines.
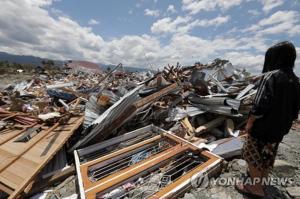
259, 10, 298, 26
0, 0, 165, 66
151, 15, 230, 34
100, 35, 162, 66
29, 0, 54, 6
261, 0, 284, 13
182, 0, 242, 15
151, 16, 191, 34
224, 51, 264, 73
167, 5, 177, 13
0, 0, 298, 74
88, 19, 99, 25
197, 16, 230, 26
248, 9, 260, 17
244, 10, 300, 36
296, 47, 300, 76
0, 0, 104, 60
144, 9, 160, 17
152, 34, 269, 73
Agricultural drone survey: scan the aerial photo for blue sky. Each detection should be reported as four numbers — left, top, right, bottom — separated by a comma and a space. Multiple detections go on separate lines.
0, 0, 300, 74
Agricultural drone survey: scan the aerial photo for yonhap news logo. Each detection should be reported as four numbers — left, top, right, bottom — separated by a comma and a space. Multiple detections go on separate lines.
191, 172, 294, 188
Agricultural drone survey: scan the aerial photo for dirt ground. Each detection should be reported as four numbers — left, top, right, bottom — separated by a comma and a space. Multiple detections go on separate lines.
182, 127, 300, 199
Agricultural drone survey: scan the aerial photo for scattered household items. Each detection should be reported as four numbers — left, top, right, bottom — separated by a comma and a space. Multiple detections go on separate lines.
0, 59, 273, 198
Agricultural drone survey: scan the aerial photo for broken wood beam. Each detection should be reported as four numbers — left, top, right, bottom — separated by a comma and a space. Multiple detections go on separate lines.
133, 83, 179, 108
195, 117, 225, 135
181, 117, 195, 136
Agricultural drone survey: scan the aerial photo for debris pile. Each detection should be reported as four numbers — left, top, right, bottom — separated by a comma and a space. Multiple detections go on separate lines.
0, 59, 289, 198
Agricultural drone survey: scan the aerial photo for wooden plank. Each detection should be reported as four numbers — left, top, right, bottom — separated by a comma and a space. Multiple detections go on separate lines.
0, 142, 27, 155
181, 117, 195, 135
151, 151, 221, 198
133, 83, 179, 108
1, 113, 18, 121
0, 123, 60, 173
0, 114, 13, 118
195, 117, 225, 135
0, 182, 14, 195
7, 116, 83, 199
0, 123, 38, 145
75, 150, 86, 199
85, 144, 188, 198
81, 135, 163, 168
0, 170, 24, 190
0, 115, 83, 198
0, 149, 17, 169
8, 158, 39, 177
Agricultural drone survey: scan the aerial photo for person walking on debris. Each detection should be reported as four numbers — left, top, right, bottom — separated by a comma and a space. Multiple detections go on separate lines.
236, 41, 300, 198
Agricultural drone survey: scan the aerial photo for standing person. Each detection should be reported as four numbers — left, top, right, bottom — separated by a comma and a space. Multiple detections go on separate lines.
236, 41, 300, 197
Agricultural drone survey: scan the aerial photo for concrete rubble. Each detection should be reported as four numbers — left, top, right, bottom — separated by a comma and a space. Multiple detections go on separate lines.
0, 60, 299, 199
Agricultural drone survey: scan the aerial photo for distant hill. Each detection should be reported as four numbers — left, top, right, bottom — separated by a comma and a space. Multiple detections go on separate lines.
100, 64, 148, 73
0, 51, 149, 72
0, 52, 64, 66
66, 60, 102, 73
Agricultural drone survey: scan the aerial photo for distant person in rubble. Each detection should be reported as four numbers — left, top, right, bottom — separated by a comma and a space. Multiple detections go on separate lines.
236, 41, 300, 197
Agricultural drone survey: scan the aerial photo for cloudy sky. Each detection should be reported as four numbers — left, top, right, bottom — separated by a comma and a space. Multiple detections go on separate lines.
0, 0, 300, 74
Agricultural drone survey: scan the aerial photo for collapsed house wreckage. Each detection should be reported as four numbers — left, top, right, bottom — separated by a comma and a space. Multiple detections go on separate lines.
0, 59, 263, 198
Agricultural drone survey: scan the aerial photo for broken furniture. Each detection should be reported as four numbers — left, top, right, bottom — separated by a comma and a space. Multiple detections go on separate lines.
77, 125, 161, 163
75, 126, 222, 199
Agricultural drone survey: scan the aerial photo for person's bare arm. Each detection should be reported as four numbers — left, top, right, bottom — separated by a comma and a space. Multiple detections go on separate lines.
245, 114, 256, 133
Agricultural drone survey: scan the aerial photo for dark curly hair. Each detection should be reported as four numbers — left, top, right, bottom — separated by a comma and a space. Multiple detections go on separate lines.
262, 41, 297, 73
